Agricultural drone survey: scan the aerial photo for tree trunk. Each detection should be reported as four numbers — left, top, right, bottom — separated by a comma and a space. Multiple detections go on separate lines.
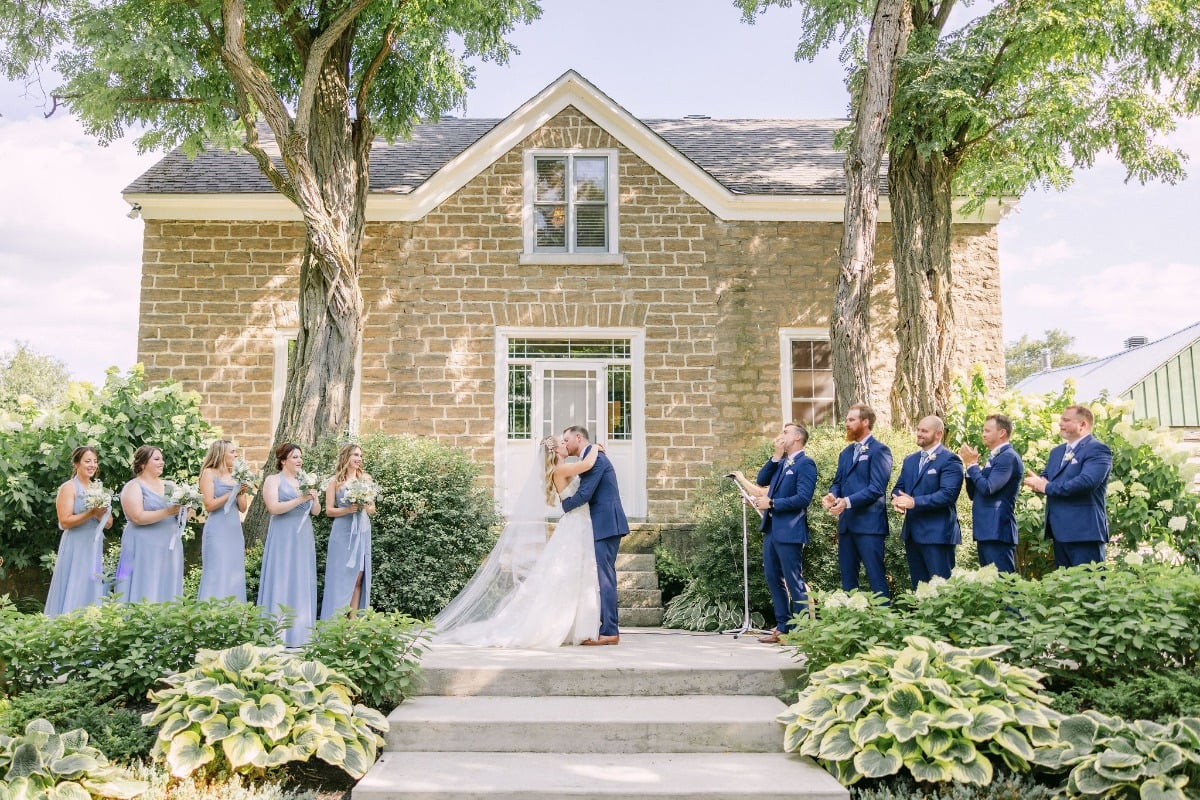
888, 142, 956, 426
831, 0, 912, 419
243, 33, 368, 542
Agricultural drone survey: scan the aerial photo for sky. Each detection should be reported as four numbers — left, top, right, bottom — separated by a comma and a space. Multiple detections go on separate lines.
1, 0, 1198, 386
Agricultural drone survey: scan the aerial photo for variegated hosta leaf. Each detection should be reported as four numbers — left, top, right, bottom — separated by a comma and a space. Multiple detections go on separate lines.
888, 649, 929, 683
1070, 762, 1119, 795
905, 754, 952, 783
45, 780, 90, 800
929, 707, 973, 730
298, 661, 331, 685
882, 684, 924, 719
1060, 714, 1101, 753
990, 726, 1034, 761
964, 705, 1007, 741
835, 695, 869, 722
1137, 776, 1188, 800
916, 727, 955, 758
853, 744, 902, 778
238, 694, 287, 729
157, 714, 192, 741
817, 724, 856, 761
315, 736, 347, 765
48, 753, 101, 778
198, 714, 239, 743
183, 678, 220, 697
255, 744, 303, 769
792, 691, 835, 721
185, 701, 218, 725
8, 743, 44, 779
340, 740, 372, 779
353, 705, 389, 731
783, 722, 808, 753
850, 713, 888, 747
209, 685, 248, 705
217, 644, 262, 675
1015, 704, 1051, 729
56, 731, 87, 753
1146, 741, 1186, 773
165, 732, 215, 779
78, 777, 150, 799
221, 730, 266, 770
948, 752, 993, 786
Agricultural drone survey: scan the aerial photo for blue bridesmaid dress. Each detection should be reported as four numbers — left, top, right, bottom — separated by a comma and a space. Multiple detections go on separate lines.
198, 477, 246, 602
44, 477, 108, 617
114, 481, 184, 603
258, 478, 318, 647
321, 485, 372, 619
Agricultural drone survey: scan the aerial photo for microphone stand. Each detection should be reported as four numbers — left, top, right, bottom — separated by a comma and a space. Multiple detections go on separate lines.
722, 474, 766, 639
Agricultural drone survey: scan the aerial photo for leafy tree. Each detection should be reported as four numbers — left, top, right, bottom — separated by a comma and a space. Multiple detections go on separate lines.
0, 341, 71, 411
738, 0, 1200, 425
1004, 328, 1090, 385
1, 0, 540, 535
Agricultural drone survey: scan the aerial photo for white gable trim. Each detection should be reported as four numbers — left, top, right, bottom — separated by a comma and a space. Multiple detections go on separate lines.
124, 71, 1013, 225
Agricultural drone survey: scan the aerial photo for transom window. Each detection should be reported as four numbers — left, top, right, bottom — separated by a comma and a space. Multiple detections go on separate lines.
524, 150, 619, 257
780, 330, 835, 427
506, 338, 632, 441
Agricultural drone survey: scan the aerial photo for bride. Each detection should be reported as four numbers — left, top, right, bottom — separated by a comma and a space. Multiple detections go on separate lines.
432, 435, 601, 648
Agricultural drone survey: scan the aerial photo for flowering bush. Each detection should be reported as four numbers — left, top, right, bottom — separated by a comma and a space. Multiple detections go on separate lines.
0, 365, 216, 573
944, 366, 1200, 572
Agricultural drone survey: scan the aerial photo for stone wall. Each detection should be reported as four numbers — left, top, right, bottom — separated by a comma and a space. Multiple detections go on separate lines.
137, 107, 1004, 523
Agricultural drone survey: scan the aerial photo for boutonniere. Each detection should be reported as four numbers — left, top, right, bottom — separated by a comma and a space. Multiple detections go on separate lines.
860, 443, 870, 455
927, 452, 937, 462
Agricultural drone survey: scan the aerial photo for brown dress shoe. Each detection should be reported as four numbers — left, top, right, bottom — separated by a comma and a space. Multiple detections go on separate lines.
757, 632, 782, 644
581, 635, 620, 646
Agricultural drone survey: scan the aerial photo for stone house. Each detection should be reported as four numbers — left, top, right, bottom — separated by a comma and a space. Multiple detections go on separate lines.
123, 70, 1006, 536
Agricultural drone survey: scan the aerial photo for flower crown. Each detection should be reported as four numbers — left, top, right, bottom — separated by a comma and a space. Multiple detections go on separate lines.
540, 435, 559, 453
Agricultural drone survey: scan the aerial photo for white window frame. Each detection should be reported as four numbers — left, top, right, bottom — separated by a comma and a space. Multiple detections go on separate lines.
779, 327, 835, 426
521, 149, 622, 265
272, 329, 362, 433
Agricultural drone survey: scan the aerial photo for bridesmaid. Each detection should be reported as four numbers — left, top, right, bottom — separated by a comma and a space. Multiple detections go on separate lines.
321, 443, 376, 619
115, 445, 185, 603
197, 440, 249, 601
46, 446, 114, 617
259, 442, 320, 647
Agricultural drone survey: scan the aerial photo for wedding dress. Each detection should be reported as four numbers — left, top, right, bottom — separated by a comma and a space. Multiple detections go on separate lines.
434, 476, 600, 648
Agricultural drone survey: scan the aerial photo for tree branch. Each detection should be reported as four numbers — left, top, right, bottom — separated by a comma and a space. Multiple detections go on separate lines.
295, 0, 373, 133
272, 0, 312, 55
219, 0, 294, 136
356, 19, 399, 120
930, 0, 957, 35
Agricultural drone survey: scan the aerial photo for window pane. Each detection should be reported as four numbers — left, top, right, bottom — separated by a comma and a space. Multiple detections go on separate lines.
575, 204, 607, 250
535, 158, 566, 203
812, 341, 832, 369
509, 339, 631, 359
508, 364, 531, 440
573, 158, 607, 202
607, 365, 631, 441
812, 372, 834, 396
789, 337, 835, 426
535, 204, 566, 249
791, 341, 813, 370
792, 370, 817, 396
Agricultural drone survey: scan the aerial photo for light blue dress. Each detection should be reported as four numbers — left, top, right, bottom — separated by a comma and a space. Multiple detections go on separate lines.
198, 476, 246, 602
114, 481, 184, 604
321, 485, 372, 619
45, 477, 109, 617
258, 478, 317, 647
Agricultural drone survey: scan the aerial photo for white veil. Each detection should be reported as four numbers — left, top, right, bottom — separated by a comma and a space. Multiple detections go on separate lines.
432, 441, 558, 636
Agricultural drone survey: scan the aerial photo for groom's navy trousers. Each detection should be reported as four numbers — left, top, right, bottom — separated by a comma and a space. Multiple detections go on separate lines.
560, 447, 629, 637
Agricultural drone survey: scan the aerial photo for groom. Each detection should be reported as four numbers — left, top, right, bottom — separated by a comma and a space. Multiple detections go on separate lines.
560, 425, 629, 645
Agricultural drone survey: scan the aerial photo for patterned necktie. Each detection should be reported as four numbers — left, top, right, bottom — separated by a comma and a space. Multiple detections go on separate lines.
918, 452, 930, 473
1063, 447, 1075, 465
853, 442, 863, 459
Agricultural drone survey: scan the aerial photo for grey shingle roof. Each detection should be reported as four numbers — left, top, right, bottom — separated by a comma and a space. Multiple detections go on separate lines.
1014, 320, 1200, 399
124, 117, 863, 196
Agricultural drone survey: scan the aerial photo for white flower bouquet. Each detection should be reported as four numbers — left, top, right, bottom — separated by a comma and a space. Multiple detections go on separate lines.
343, 476, 382, 506
82, 481, 115, 512
296, 470, 323, 492
165, 480, 204, 512
231, 458, 260, 494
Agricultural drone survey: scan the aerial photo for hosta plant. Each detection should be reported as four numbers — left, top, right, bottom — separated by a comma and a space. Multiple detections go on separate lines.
0, 718, 148, 800
1035, 710, 1200, 799
779, 636, 1062, 787
143, 644, 388, 779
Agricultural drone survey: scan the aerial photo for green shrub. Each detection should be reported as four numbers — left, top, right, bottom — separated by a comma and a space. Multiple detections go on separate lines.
780, 636, 1063, 787
303, 610, 429, 711
1050, 669, 1200, 722
852, 769, 1060, 799
780, 589, 922, 678
0, 366, 217, 573
144, 644, 388, 779
945, 366, 1200, 573
653, 544, 690, 605
302, 433, 502, 618
0, 682, 153, 763
0, 598, 280, 701
0, 718, 148, 799
1035, 711, 1200, 798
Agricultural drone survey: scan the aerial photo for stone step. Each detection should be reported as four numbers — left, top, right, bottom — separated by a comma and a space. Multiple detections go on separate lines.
618, 588, 662, 608
384, 695, 787, 754
414, 631, 800, 697
617, 570, 660, 590
616, 553, 656, 571
355, 751, 848, 800
619, 607, 664, 627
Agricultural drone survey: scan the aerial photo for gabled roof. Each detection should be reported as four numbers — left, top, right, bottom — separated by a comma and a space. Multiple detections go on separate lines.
1015, 320, 1200, 399
123, 70, 1004, 223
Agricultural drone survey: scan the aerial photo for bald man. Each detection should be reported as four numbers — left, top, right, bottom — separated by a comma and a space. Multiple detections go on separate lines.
891, 415, 965, 590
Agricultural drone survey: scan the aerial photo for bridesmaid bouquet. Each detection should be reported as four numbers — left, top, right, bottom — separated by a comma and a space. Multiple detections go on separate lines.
82, 481, 115, 512
296, 470, 323, 492
343, 476, 382, 506
231, 459, 260, 494
164, 481, 204, 548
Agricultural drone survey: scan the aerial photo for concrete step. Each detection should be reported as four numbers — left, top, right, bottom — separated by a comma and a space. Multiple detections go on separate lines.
355, 751, 847, 800
618, 588, 663, 608
616, 553, 656, 571
384, 695, 787, 753
617, 570, 660, 590
620, 607, 665, 627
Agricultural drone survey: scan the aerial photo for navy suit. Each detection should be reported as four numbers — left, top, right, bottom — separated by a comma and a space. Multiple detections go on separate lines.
560, 446, 629, 636
964, 443, 1023, 573
891, 444, 964, 589
756, 451, 818, 632
1040, 435, 1112, 568
829, 436, 893, 597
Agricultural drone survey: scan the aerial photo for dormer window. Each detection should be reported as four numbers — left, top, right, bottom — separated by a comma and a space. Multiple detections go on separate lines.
523, 150, 620, 263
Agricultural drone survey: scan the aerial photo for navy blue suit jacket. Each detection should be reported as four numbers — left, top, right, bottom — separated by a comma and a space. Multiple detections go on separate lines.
756, 452, 818, 544
559, 447, 629, 541
829, 436, 893, 535
891, 444, 964, 545
1040, 435, 1112, 544
965, 444, 1023, 545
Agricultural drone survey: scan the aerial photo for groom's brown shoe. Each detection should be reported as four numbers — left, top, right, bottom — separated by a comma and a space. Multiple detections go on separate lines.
581, 635, 620, 646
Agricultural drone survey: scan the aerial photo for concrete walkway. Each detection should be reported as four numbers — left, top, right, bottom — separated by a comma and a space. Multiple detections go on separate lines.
353, 629, 848, 800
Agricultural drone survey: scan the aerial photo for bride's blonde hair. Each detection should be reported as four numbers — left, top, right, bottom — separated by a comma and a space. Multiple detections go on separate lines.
540, 435, 560, 504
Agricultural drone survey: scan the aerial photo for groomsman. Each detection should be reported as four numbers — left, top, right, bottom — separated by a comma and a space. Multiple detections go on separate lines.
891, 416, 964, 589
959, 414, 1023, 573
823, 404, 893, 598
1023, 405, 1113, 568
749, 423, 818, 644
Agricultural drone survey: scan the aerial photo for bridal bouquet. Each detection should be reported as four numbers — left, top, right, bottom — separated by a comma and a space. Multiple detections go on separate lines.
343, 476, 382, 506
82, 481, 115, 512
231, 458, 260, 494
